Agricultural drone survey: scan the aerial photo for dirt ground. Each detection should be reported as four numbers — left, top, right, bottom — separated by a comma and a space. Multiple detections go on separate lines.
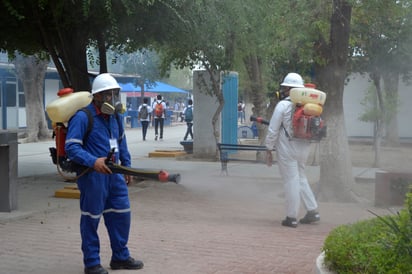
236, 139, 412, 203
349, 142, 412, 172
239, 139, 412, 172
347, 142, 412, 203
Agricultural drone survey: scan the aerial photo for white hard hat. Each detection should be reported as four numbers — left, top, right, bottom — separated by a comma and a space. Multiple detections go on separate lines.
280, 72, 304, 88
91, 73, 121, 94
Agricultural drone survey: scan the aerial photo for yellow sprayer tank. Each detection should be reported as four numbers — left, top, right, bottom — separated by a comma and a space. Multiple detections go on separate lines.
290, 87, 327, 106
46, 88, 92, 123
303, 103, 323, 116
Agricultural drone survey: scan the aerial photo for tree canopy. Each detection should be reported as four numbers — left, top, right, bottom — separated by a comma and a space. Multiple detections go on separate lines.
0, 0, 177, 90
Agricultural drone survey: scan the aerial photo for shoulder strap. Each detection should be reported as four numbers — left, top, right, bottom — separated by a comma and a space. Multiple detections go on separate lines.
281, 123, 291, 140
281, 99, 293, 140
80, 108, 93, 143
115, 113, 125, 144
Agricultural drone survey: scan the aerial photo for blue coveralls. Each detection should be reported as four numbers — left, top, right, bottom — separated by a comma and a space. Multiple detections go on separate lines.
65, 103, 132, 268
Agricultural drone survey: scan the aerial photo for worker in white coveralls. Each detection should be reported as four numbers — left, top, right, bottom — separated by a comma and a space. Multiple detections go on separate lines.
265, 72, 320, 228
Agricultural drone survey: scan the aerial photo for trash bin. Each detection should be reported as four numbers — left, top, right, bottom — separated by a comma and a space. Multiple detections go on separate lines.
237, 126, 254, 139
180, 140, 193, 154
0, 132, 18, 212
164, 110, 173, 126
128, 110, 139, 128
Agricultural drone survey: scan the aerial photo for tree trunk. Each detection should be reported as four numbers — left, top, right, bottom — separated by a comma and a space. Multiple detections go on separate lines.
140, 83, 145, 99
243, 54, 265, 117
243, 55, 267, 133
242, 54, 267, 161
373, 121, 382, 167
382, 72, 400, 146
97, 33, 108, 74
57, 31, 91, 91
370, 73, 383, 168
314, 0, 358, 202
13, 54, 50, 142
36, 5, 91, 91
208, 68, 224, 153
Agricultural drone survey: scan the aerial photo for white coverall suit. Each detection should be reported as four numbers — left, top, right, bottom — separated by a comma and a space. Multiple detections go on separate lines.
265, 97, 318, 219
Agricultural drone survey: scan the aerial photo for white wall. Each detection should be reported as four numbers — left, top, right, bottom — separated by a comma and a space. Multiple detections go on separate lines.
343, 73, 412, 138
343, 74, 374, 137
396, 79, 412, 138
18, 108, 25, 128
6, 107, 18, 129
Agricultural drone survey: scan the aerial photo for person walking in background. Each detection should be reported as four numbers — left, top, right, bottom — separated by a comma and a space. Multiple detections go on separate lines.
65, 73, 143, 274
238, 100, 245, 124
179, 101, 185, 122
183, 99, 194, 140
241, 101, 245, 123
138, 98, 152, 141
174, 101, 180, 122
238, 101, 243, 124
152, 94, 167, 141
265, 72, 320, 228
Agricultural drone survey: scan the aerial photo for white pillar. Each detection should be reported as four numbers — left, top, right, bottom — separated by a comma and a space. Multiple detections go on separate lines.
192, 70, 220, 159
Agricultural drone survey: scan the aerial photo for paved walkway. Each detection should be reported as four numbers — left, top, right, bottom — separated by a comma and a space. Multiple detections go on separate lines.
0, 124, 388, 274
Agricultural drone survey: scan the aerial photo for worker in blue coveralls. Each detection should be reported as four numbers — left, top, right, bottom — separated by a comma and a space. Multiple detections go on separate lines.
65, 73, 143, 274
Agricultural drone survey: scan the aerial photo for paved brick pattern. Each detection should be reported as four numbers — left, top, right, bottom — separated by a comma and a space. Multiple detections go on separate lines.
0, 168, 383, 274
1, 125, 387, 274
128, 183, 331, 274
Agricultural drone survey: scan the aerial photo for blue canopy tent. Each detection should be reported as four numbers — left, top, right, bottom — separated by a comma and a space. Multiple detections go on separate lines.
119, 82, 138, 92
119, 81, 188, 94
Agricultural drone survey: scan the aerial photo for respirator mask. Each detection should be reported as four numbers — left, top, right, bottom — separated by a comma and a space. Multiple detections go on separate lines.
276, 86, 289, 101
100, 89, 125, 115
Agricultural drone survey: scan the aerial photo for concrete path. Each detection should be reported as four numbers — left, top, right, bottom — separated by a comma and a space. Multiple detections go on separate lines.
0, 123, 388, 274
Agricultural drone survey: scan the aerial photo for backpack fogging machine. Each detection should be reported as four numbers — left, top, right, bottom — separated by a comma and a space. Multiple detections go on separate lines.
46, 88, 181, 183
251, 85, 328, 141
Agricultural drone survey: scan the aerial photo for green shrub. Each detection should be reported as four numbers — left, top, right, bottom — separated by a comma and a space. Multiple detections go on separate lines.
322, 189, 412, 274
